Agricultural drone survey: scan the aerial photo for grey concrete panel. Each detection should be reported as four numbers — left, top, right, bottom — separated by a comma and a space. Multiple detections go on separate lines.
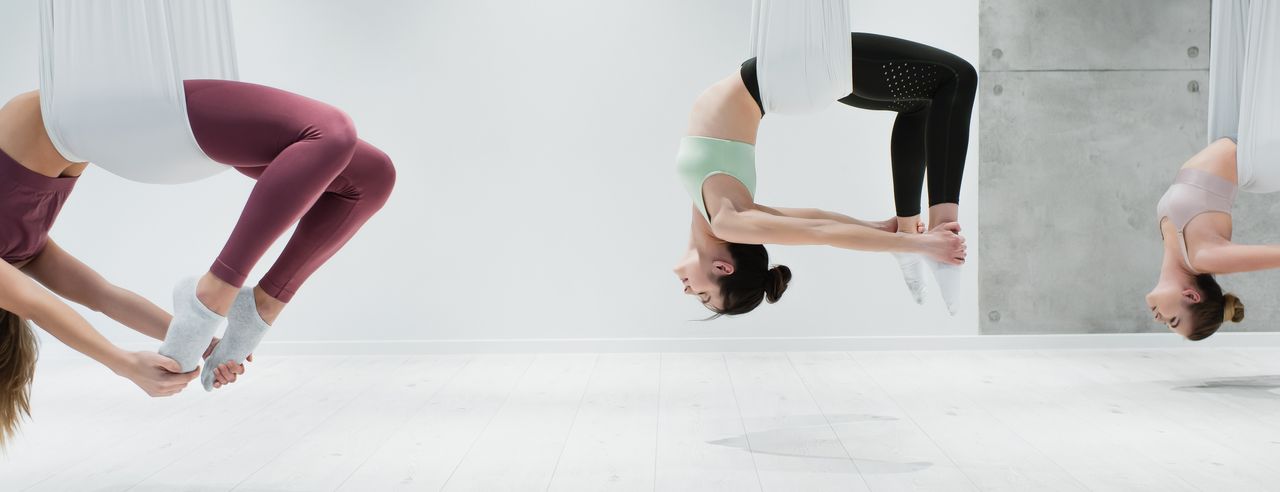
980, 70, 1210, 334
980, 0, 1210, 72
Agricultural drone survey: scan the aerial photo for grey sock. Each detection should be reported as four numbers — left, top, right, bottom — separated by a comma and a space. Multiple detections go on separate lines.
201, 287, 270, 391
158, 277, 224, 373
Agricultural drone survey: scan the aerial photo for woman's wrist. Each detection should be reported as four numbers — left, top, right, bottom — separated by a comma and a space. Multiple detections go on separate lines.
102, 346, 134, 376
896, 232, 922, 253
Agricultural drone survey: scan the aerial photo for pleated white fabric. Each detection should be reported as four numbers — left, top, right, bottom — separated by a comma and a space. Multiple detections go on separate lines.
39, 0, 239, 184
749, 0, 852, 115
1210, 0, 1280, 193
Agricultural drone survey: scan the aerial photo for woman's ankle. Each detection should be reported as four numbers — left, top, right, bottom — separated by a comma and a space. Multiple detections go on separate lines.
897, 215, 923, 234
252, 286, 286, 325
927, 203, 959, 230
196, 272, 237, 316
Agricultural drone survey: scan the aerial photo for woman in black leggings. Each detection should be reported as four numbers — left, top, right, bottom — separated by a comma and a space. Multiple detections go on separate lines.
673, 33, 976, 316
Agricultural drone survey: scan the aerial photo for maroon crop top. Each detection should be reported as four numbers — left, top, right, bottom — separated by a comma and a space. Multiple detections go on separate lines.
0, 148, 77, 265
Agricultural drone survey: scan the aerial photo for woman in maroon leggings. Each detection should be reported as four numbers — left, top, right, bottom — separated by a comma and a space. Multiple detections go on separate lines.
0, 80, 394, 443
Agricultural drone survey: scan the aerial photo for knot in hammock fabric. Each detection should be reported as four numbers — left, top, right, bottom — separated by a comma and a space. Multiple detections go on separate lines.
39, 0, 239, 184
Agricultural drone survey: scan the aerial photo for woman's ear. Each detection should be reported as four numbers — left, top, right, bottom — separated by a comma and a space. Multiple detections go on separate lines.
712, 260, 735, 276
1181, 288, 1203, 304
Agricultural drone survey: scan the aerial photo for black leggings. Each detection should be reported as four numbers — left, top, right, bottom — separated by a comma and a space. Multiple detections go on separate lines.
741, 33, 977, 217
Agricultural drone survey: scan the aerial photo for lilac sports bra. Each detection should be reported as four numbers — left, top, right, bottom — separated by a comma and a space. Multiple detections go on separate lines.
1156, 168, 1236, 274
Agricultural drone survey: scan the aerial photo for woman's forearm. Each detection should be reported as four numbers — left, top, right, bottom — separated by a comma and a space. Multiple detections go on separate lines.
27, 297, 130, 372
817, 221, 917, 252
99, 285, 172, 341
765, 206, 888, 230
812, 210, 882, 229
23, 241, 173, 341
715, 209, 917, 252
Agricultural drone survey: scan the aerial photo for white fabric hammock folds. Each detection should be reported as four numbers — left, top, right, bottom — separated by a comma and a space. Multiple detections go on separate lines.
1210, 0, 1280, 193
749, 0, 852, 115
39, 0, 239, 184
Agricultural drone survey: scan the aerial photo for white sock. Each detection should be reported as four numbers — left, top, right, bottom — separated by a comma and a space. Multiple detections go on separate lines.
158, 277, 224, 373
201, 287, 270, 391
926, 260, 963, 316
892, 247, 927, 305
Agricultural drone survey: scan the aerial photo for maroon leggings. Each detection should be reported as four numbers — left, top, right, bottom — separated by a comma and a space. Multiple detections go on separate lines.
184, 80, 395, 303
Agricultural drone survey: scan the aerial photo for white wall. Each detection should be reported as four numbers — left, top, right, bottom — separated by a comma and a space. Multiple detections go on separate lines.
0, 0, 978, 347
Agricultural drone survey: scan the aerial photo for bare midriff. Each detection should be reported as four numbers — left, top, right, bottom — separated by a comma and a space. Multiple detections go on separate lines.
0, 92, 87, 178
686, 73, 763, 145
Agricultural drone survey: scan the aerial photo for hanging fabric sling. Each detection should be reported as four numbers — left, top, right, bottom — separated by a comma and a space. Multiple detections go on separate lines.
39, 0, 239, 184
749, 0, 852, 115
1209, 0, 1280, 193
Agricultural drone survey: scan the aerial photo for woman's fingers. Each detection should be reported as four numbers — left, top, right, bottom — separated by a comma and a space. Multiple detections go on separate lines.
166, 368, 198, 383
214, 361, 241, 385
218, 363, 234, 384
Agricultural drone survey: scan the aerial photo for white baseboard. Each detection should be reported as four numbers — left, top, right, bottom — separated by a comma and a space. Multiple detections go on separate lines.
64, 332, 1280, 357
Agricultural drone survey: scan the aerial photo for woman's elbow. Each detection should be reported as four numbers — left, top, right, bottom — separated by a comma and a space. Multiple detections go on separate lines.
3, 292, 52, 324
707, 212, 741, 240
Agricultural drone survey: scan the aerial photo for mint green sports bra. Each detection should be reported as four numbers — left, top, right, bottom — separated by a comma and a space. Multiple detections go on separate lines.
675, 136, 757, 224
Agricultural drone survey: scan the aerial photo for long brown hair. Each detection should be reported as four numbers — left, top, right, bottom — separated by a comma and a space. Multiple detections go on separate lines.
0, 308, 38, 449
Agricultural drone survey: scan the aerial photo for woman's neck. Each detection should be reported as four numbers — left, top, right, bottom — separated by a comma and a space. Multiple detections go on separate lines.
1158, 224, 1199, 283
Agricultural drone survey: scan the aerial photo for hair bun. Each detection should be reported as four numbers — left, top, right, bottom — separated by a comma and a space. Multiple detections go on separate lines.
763, 265, 792, 304
1224, 294, 1245, 323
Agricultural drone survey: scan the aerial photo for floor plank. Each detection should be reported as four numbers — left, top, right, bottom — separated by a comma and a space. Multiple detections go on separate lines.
723, 353, 869, 492
335, 354, 536, 491
545, 353, 661, 492
232, 355, 473, 491
853, 351, 1086, 492
788, 352, 980, 492
120, 356, 397, 492
439, 354, 599, 492
653, 353, 763, 492
5, 349, 1280, 492
1049, 349, 1280, 491
940, 350, 1202, 491
6, 356, 292, 491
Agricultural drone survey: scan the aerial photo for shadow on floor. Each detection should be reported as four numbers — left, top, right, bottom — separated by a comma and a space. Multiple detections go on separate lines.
1172, 375, 1280, 399
707, 413, 933, 474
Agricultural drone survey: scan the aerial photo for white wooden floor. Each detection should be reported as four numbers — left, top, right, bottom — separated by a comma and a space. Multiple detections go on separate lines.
5, 349, 1280, 491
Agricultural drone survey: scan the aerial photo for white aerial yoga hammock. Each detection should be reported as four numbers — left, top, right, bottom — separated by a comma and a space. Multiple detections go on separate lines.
1209, 0, 1280, 193
749, 0, 853, 115
39, 0, 239, 184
